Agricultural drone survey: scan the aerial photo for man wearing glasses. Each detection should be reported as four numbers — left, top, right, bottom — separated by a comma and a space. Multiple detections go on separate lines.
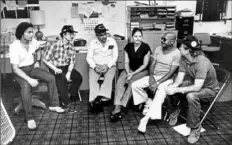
43, 25, 83, 113
131, 32, 181, 133
86, 24, 118, 113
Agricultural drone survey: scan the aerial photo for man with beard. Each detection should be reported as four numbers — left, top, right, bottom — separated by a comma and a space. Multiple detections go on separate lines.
131, 32, 181, 133
86, 24, 118, 113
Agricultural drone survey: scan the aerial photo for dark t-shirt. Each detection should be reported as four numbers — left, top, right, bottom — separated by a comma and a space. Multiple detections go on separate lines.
124, 42, 151, 71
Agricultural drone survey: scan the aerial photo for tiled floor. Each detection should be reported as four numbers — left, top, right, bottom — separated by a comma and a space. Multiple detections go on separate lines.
1, 83, 232, 145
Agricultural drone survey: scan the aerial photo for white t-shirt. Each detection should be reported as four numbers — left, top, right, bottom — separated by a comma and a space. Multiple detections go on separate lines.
152, 46, 181, 77
9, 38, 40, 67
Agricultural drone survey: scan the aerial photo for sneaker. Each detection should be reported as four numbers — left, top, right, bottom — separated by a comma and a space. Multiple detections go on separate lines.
137, 117, 148, 133
27, 120, 37, 130
187, 125, 201, 144
168, 108, 181, 126
142, 98, 152, 115
64, 106, 77, 114
49, 106, 65, 113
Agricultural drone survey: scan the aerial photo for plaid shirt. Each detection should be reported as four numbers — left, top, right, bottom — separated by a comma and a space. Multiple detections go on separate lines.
44, 40, 76, 67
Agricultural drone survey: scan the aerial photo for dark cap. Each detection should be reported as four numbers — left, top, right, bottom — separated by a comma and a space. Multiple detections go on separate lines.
177, 35, 200, 50
61, 25, 78, 34
94, 24, 108, 34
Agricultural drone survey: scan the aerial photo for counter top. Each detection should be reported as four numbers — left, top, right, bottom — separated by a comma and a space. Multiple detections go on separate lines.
212, 33, 232, 39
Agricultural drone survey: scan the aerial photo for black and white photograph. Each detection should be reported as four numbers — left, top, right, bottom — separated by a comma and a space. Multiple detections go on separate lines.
1, 0, 231, 145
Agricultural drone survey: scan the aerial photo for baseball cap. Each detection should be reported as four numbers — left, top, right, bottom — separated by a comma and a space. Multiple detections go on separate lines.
94, 24, 108, 34
177, 35, 200, 50
61, 25, 78, 34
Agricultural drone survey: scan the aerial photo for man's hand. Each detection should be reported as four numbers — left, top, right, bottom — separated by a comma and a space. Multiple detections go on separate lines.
28, 78, 39, 87
66, 71, 72, 82
34, 62, 40, 68
149, 75, 156, 86
101, 64, 109, 74
149, 83, 158, 93
95, 64, 108, 74
126, 72, 134, 82
94, 65, 103, 74
54, 67, 62, 74
165, 87, 178, 95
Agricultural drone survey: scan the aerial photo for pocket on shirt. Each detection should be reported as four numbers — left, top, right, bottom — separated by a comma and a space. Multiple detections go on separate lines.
105, 49, 113, 56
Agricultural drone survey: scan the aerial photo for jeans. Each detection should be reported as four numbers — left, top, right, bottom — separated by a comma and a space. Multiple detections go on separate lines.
14, 65, 59, 121
49, 66, 83, 106
168, 80, 217, 129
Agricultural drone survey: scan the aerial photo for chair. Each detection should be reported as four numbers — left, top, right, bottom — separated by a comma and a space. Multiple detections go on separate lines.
194, 33, 221, 66
1, 99, 16, 145
200, 66, 230, 129
13, 79, 47, 115
164, 66, 231, 129
194, 33, 221, 52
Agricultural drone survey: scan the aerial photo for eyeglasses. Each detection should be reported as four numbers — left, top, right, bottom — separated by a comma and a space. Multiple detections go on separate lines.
161, 37, 171, 42
161, 37, 175, 42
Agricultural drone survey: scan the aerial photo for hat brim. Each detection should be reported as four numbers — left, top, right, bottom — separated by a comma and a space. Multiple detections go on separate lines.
62, 30, 78, 33
69, 30, 78, 33
96, 29, 108, 34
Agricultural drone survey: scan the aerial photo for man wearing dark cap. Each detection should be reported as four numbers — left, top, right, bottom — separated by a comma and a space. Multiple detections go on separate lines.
164, 35, 219, 144
43, 25, 83, 113
86, 24, 118, 112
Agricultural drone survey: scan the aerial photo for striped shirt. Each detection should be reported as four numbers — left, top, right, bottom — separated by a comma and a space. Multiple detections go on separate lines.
43, 40, 76, 67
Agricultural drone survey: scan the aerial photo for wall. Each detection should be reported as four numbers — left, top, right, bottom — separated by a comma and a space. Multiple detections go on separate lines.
1, 0, 231, 43
163, 0, 232, 34
1, 1, 127, 44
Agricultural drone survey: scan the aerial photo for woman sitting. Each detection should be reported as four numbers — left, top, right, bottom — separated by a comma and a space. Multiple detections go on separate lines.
110, 27, 151, 121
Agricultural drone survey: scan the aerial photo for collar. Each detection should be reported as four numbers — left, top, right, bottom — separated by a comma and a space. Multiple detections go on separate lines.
93, 37, 110, 45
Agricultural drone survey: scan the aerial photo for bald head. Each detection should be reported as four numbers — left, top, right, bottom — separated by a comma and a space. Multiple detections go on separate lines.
163, 32, 177, 41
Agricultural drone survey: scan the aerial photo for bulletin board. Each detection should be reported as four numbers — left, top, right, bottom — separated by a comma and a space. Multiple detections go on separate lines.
71, 1, 118, 34
1, 0, 39, 19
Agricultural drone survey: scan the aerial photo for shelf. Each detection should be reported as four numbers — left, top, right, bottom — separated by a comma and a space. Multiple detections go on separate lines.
131, 18, 175, 21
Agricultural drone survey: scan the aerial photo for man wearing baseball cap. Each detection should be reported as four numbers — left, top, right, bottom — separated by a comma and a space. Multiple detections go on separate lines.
86, 24, 118, 112
164, 35, 219, 144
43, 25, 83, 113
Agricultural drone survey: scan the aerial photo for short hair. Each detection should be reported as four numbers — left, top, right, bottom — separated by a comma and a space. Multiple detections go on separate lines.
15, 22, 33, 40
132, 27, 143, 37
